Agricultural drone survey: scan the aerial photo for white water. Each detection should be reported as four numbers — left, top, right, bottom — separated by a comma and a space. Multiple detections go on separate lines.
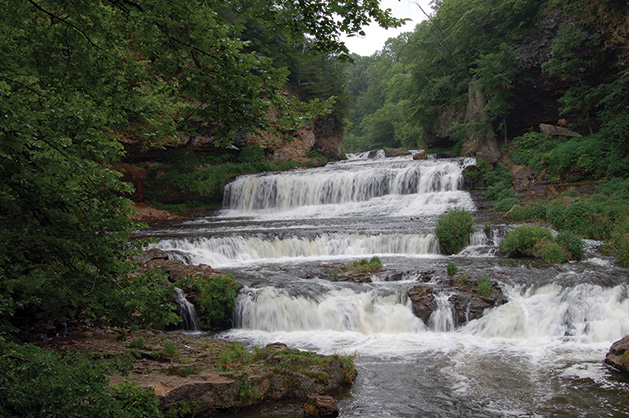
155, 232, 440, 268
174, 287, 199, 332
223, 157, 475, 216
147, 152, 629, 417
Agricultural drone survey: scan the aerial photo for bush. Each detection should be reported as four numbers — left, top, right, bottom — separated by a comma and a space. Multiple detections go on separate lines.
556, 231, 586, 261
128, 337, 147, 350
446, 262, 458, 276
477, 276, 492, 297
435, 209, 474, 254
0, 338, 163, 418
112, 381, 164, 418
176, 274, 241, 330
500, 225, 554, 257
495, 197, 518, 212
536, 240, 565, 264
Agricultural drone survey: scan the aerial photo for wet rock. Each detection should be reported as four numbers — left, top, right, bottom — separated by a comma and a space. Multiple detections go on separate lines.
605, 335, 629, 375
304, 394, 340, 417
408, 285, 437, 324
384, 148, 410, 157
408, 276, 506, 328
413, 150, 428, 160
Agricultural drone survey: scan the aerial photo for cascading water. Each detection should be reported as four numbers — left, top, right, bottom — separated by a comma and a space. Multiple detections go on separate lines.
174, 287, 199, 332
142, 151, 629, 418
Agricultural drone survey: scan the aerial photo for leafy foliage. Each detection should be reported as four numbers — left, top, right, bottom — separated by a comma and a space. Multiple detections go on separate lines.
446, 262, 459, 276
435, 209, 474, 255
0, 337, 163, 418
500, 225, 554, 258
176, 274, 241, 330
477, 276, 493, 298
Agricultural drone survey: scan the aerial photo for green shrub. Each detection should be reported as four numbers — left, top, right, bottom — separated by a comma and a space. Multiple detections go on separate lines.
112, 381, 164, 418
495, 197, 518, 212
556, 231, 585, 261
477, 276, 493, 297
219, 343, 250, 368
0, 338, 163, 418
536, 240, 565, 264
128, 337, 147, 350
481, 163, 515, 201
500, 225, 554, 257
446, 262, 458, 276
176, 274, 241, 330
161, 340, 178, 358
435, 209, 474, 254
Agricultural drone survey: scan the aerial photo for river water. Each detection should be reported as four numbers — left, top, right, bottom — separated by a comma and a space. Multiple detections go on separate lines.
144, 152, 629, 417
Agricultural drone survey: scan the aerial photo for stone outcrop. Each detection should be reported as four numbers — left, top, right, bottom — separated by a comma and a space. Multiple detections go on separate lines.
539, 123, 582, 137
605, 335, 629, 375
304, 394, 340, 417
133, 248, 222, 282
413, 150, 428, 160
408, 274, 506, 328
48, 331, 354, 417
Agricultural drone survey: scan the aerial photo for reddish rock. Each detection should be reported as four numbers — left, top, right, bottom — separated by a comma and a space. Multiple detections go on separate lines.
304, 395, 340, 417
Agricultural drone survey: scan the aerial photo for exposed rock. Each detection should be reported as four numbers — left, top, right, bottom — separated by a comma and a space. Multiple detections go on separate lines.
384, 148, 410, 157
408, 275, 506, 328
476, 146, 501, 164
539, 123, 583, 137
408, 285, 437, 324
605, 335, 629, 375
133, 249, 222, 282
422, 103, 465, 149
47, 331, 353, 417
304, 395, 340, 417
132, 248, 170, 266
413, 150, 428, 160
314, 114, 345, 159
130, 203, 180, 225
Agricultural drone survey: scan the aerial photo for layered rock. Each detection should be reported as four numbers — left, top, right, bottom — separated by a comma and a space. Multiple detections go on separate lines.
605, 335, 629, 375
408, 274, 506, 328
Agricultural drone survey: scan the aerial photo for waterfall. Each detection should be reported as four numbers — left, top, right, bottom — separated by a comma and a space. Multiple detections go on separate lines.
223, 158, 475, 213
428, 293, 456, 332
234, 286, 426, 334
154, 233, 440, 268
463, 283, 629, 343
174, 287, 199, 332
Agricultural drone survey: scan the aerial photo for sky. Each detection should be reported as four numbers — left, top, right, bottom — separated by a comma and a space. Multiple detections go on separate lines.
341, 0, 433, 56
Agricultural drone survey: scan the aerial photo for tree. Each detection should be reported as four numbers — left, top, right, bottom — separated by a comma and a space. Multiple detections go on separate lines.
0, 0, 403, 333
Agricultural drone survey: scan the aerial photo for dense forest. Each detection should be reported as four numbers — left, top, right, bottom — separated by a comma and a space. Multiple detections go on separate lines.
1, 0, 628, 416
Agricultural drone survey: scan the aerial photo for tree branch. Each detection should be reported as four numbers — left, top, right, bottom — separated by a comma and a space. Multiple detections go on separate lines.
27, 0, 98, 48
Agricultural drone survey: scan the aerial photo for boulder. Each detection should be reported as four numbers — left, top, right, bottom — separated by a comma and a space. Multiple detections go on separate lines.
384, 148, 410, 157
539, 123, 582, 138
413, 150, 428, 160
304, 395, 340, 417
605, 335, 629, 375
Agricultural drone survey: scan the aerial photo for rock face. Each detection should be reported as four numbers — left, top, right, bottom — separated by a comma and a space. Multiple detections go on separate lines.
605, 335, 629, 375
408, 275, 506, 328
539, 123, 582, 138
133, 248, 222, 282
304, 394, 340, 417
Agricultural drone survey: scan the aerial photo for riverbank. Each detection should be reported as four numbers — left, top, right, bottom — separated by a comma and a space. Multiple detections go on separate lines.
41, 328, 354, 417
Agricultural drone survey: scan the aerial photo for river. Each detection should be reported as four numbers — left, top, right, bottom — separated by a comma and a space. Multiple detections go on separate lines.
143, 152, 629, 417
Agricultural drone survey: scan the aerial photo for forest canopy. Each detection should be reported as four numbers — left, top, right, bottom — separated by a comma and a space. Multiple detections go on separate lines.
0, 0, 403, 333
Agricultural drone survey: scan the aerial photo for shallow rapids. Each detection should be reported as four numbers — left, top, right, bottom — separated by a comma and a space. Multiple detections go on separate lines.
143, 152, 629, 417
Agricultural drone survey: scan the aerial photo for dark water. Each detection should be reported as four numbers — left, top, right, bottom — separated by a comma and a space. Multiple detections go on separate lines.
141, 153, 629, 417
